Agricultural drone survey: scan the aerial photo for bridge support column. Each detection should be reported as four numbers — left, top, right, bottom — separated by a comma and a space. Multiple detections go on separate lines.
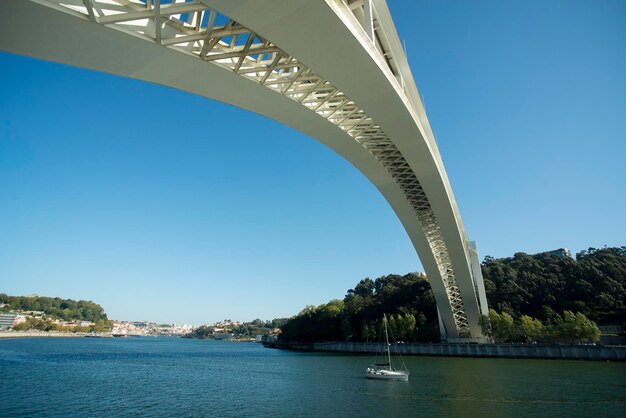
436, 308, 447, 342
469, 241, 489, 318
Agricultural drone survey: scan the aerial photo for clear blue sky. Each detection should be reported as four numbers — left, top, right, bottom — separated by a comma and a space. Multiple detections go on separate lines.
1, 1, 624, 325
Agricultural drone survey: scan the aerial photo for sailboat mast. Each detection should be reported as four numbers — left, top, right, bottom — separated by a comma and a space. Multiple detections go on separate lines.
383, 314, 392, 371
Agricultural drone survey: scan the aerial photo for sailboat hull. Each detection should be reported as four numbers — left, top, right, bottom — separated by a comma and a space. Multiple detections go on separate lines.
366, 369, 409, 381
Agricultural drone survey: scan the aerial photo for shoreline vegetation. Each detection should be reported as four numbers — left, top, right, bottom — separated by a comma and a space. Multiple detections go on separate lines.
0, 294, 112, 333
2, 247, 624, 347
183, 318, 287, 340
277, 247, 625, 345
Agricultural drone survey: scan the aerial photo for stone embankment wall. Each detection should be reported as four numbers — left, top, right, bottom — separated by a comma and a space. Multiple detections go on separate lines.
264, 341, 626, 361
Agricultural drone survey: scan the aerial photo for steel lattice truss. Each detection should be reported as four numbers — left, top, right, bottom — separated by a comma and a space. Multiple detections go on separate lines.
41, 0, 472, 337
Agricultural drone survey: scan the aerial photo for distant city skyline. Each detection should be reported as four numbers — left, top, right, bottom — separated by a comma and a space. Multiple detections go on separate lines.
1, 1, 625, 325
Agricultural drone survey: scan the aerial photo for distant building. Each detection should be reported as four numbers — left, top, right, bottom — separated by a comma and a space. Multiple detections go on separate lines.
535, 248, 572, 259
0, 314, 16, 330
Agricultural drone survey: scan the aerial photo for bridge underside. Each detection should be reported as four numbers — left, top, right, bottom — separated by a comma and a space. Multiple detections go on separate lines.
0, 0, 489, 341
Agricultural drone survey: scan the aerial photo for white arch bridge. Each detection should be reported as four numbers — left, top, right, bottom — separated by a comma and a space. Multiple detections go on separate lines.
1, 0, 490, 342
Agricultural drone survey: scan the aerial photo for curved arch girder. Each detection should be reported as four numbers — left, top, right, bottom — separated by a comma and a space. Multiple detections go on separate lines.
0, 0, 489, 341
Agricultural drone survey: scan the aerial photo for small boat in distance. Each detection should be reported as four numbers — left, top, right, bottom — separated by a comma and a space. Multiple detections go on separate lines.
365, 314, 409, 381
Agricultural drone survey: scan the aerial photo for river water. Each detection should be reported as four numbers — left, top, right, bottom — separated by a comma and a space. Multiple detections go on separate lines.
0, 338, 623, 417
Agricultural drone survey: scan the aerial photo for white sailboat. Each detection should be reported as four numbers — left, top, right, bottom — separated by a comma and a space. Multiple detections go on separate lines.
365, 314, 409, 381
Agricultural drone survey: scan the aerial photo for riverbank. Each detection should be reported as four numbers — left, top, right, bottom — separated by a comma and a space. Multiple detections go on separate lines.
0, 331, 112, 339
263, 341, 626, 361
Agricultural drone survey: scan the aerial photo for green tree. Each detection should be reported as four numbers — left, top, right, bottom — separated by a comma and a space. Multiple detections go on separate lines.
479, 314, 493, 341
388, 315, 398, 339
13, 320, 32, 331
369, 323, 378, 341
361, 322, 370, 342
489, 309, 515, 342
518, 315, 544, 343
190, 325, 214, 339
415, 313, 434, 342
341, 317, 353, 341
552, 311, 601, 344
92, 320, 113, 333
402, 313, 417, 341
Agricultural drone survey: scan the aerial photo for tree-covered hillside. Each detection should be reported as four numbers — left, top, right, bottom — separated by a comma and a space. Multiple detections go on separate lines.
0, 294, 109, 323
482, 246, 625, 324
278, 247, 625, 343
280, 272, 440, 343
